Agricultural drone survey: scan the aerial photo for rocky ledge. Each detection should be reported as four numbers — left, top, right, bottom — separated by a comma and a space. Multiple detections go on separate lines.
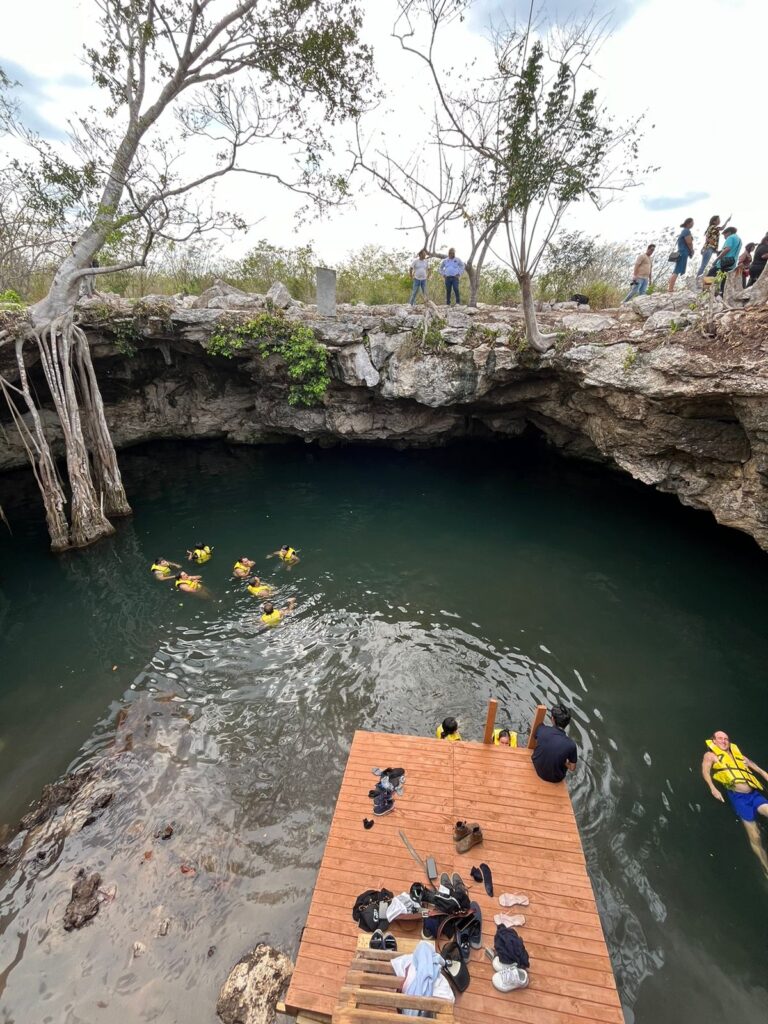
3, 280, 768, 550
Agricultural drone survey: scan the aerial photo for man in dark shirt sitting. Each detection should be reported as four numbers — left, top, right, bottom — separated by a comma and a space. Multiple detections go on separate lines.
531, 704, 578, 783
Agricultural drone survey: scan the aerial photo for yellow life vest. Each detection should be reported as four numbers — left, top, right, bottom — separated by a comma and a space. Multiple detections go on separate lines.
261, 609, 282, 625
493, 728, 518, 748
248, 583, 271, 597
706, 739, 763, 791
193, 546, 212, 564
176, 577, 201, 592
279, 547, 296, 562
233, 561, 249, 574
436, 725, 462, 742
151, 563, 171, 577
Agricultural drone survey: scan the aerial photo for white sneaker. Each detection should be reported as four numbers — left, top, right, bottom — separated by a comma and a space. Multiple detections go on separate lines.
492, 966, 529, 992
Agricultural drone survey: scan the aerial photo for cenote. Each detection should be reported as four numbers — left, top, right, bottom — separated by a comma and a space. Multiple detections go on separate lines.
1, 438, 767, 1023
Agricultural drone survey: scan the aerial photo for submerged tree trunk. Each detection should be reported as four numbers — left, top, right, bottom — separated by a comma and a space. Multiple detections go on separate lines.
75, 327, 131, 517
519, 272, 555, 353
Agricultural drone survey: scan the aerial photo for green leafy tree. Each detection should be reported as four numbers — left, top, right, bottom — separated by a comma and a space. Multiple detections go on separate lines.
0, 0, 371, 551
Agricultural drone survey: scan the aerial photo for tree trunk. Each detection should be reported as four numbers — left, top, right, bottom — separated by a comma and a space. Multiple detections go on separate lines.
467, 265, 480, 307
11, 340, 71, 551
520, 272, 554, 353
75, 327, 131, 517
35, 318, 115, 547
738, 267, 768, 307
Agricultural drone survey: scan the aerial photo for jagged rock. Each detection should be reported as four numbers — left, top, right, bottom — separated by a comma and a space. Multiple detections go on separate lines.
333, 343, 380, 387
208, 293, 265, 311
629, 291, 700, 319
643, 309, 696, 333
368, 331, 410, 369
561, 313, 618, 333
63, 869, 102, 931
216, 944, 293, 1024
191, 281, 249, 309
265, 281, 292, 310
313, 321, 365, 346
19, 769, 94, 830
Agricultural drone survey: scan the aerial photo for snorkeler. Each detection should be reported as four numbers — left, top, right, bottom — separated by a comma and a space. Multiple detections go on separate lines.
247, 576, 273, 598
174, 571, 204, 594
436, 717, 462, 742
267, 545, 300, 566
151, 558, 180, 580
233, 557, 255, 578
260, 598, 297, 626
187, 543, 213, 564
702, 730, 768, 876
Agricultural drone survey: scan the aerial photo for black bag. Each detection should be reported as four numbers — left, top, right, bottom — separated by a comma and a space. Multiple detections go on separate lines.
719, 256, 736, 272
352, 887, 393, 932
668, 249, 680, 262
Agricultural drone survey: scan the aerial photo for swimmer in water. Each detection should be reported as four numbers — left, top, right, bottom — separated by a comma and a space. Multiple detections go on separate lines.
260, 598, 297, 626
247, 576, 273, 598
267, 544, 300, 566
151, 558, 180, 580
436, 717, 462, 742
233, 557, 255, 579
187, 543, 213, 564
174, 571, 204, 594
493, 728, 518, 747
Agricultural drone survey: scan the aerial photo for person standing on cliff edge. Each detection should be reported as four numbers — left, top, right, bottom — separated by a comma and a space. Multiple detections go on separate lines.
623, 244, 656, 302
668, 218, 695, 292
438, 248, 465, 305
702, 730, 768, 877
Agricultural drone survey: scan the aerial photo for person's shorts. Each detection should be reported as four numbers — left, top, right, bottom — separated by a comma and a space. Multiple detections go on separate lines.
673, 253, 689, 275
726, 788, 768, 822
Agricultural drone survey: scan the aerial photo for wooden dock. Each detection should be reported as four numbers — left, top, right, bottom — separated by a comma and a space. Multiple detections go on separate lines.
284, 729, 623, 1024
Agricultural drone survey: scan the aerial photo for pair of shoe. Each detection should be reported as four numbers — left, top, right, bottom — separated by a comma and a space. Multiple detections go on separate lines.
369, 928, 397, 951
372, 790, 395, 816
484, 948, 529, 992
454, 820, 483, 853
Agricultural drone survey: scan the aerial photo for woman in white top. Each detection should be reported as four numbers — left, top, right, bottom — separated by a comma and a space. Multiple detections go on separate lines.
409, 249, 430, 305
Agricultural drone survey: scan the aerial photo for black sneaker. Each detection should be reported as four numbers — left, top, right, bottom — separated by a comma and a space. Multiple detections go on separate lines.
373, 796, 394, 816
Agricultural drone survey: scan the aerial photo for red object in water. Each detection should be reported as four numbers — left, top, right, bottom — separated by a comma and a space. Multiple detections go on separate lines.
180, 864, 196, 875
143, 851, 153, 861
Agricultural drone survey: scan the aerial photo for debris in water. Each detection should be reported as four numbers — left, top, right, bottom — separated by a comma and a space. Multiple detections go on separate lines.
159, 918, 171, 936
155, 824, 174, 841
208, 946, 216, 958
63, 869, 102, 931
180, 864, 195, 876
143, 851, 153, 861
133, 941, 146, 958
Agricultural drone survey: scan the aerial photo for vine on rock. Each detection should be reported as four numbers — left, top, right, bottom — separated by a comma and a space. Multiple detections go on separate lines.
207, 312, 330, 406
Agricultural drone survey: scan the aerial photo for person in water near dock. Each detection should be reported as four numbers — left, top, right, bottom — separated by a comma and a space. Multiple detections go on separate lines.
702, 730, 768, 875
493, 728, 518, 747
175, 571, 204, 594
247, 576, 273, 598
436, 717, 462, 741
233, 557, 255, 578
151, 558, 180, 580
267, 545, 300, 566
187, 543, 213, 564
531, 704, 577, 782
260, 598, 296, 626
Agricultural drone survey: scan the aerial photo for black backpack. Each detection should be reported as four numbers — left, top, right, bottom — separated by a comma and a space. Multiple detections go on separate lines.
352, 887, 393, 932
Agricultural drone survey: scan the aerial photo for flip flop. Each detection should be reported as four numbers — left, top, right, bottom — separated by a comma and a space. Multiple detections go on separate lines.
369, 929, 384, 950
479, 862, 494, 897
382, 932, 398, 951
499, 892, 529, 907
468, 901, 483, 949
494, 912, 526, 928
440, 940, 471, 994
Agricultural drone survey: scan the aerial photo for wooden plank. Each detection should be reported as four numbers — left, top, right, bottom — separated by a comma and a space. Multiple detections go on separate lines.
482, 698, 498, 743
527, 706, 548, 748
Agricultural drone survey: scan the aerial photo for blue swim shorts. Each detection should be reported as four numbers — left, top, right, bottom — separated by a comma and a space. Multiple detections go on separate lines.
726, 788, 768, 822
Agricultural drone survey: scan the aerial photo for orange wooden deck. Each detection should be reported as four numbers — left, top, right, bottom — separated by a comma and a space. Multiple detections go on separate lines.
284, 730, 624, 1024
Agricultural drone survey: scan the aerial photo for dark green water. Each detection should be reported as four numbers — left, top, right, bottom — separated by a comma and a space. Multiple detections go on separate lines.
1, 440, 768, 1023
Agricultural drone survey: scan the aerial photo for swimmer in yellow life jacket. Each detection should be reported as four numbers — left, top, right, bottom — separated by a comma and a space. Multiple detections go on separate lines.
436, 717, 462, 742
247, 576, 273, 598
187, 543, 213, 564
493, 728, 518, 748
702, 729, 768, 876
233, 556, 255, 579
260, 597, 297, 626
175, 571, 204, 594
267, 544, 300, 566
151, 557, 180, 580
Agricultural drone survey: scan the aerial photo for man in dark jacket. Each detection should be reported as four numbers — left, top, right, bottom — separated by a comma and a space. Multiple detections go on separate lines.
749, 234, 768, 287
531, 705, 578, 783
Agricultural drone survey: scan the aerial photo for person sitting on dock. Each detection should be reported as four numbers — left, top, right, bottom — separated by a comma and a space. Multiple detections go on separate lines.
260, 598, 297, 626
702, 730, 768, 876
531, 705, 577, 782
436, 717, 462, 742
493, 728, 518, 747
151, 558, 180, 580
233, 557, 255, 578
267, 545, 300, 566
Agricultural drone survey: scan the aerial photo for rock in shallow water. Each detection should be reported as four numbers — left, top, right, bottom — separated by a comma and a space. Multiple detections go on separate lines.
217, 944, 294, 1024
63, 868, 102, 931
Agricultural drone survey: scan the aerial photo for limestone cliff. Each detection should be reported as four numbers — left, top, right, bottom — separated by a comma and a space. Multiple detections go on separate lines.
2, 282, 768, 549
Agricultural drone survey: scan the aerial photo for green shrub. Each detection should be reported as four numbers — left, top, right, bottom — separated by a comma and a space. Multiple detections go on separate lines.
0, 288, 24, 305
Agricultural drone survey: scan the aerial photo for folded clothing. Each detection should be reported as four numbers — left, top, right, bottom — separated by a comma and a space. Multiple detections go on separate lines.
391, 941, 454, 1013
494, 923, 530, 969
387, 892, 421, 922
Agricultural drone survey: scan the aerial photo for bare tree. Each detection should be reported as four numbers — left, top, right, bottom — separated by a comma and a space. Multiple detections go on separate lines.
0, 0, 371, 550
351, 113, 502, 305
394, 0, 646, 348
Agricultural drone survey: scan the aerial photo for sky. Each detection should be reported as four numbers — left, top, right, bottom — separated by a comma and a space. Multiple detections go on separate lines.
1, 0, 767, 267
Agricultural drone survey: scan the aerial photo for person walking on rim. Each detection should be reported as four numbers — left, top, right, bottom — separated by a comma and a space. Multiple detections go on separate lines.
408, 249, 430, 305
702, 730, 768, 876
623, 244, 655, 302
703, 226, 741, 297
531, 704, 577, 783
696, 214, 729, 283
438, 248, 465, 305
668, 218, 695, 292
